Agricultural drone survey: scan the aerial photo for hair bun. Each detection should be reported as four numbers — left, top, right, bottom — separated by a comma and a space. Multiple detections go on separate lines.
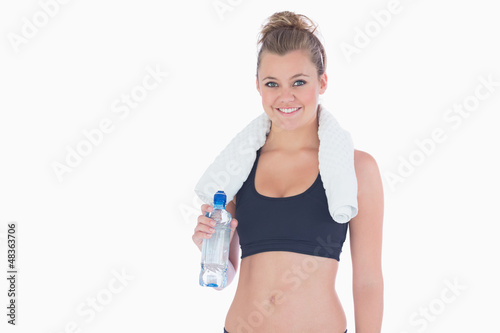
256, 11, 326, 78
258, 11, 318, 45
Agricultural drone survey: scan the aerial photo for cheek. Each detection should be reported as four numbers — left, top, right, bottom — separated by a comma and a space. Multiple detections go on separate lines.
300, 88, 317, 104
260, 87, 318, 105
293, 87, 318, 106
261, 90, 275, 103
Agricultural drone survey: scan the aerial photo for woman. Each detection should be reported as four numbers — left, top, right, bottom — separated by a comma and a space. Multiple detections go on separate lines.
192, 11, 384, 333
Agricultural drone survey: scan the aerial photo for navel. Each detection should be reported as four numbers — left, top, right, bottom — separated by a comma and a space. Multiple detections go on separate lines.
269, 289, 285, 305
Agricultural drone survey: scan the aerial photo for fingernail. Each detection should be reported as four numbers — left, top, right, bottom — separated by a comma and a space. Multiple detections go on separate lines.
211, 221, 216, 226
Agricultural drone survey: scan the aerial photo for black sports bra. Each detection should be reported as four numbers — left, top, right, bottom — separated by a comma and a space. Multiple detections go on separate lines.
235, 148, 349, 261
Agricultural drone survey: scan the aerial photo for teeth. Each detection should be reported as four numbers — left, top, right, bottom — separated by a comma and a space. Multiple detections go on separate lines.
278, 107, 300, 113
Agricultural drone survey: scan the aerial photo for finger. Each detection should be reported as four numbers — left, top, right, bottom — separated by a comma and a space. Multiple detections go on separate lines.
193, 230, 214, 243
200, 204, 213, 214
194, 223, 212, 238
197, 214, 216, 227
195, 222, 216, 235
198, 230, 214, 239
192, 231, 212, 246
230, 218, 238, 231
229, 219, 238, 240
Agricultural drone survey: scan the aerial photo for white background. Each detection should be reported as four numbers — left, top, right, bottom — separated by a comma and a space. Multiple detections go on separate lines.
1, 0, 499, 332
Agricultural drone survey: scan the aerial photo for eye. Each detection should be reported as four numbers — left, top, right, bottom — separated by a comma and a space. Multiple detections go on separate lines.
264, 80, 306, 88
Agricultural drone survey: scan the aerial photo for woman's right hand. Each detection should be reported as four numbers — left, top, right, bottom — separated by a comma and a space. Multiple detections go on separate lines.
192, 203, 238, 252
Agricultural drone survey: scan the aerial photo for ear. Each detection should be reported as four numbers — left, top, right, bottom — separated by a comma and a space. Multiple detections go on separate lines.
256, 77, 262, 96
319, 73, 328, 95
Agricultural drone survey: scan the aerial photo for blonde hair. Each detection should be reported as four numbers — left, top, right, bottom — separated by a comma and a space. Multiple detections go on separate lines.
256, 11, 326, 79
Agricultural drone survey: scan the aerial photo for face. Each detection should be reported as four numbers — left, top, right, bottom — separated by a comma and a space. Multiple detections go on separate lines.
256, 49, 327, 132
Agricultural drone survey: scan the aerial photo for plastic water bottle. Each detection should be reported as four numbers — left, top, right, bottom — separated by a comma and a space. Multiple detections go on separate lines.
199, 190, 232, 288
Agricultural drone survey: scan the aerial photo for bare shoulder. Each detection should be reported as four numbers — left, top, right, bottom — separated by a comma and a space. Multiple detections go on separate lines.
349, 149, 384, 286
353, 149, 382, 189
353, 150, 384, 221
354, 148, 373, 163
351, 149, 384, 221
354, 149, 379, 176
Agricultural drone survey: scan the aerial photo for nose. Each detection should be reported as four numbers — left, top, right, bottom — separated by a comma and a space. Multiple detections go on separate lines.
279, 87, 295, 103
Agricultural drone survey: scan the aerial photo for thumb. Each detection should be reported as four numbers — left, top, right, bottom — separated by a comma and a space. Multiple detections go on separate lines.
229, 218, 238, 238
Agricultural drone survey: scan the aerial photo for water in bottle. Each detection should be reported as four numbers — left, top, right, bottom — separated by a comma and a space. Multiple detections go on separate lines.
199, 190, 232, 288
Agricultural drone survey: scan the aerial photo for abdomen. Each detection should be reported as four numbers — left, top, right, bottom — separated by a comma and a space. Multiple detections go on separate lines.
225, 251, 347, 333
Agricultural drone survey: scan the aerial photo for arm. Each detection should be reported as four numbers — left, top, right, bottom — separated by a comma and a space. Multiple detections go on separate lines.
215, 198, 240, 291
350, 150, 384, 332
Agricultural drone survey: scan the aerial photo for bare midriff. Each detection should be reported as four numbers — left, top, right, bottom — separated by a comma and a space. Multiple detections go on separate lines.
224, 251, 347, 333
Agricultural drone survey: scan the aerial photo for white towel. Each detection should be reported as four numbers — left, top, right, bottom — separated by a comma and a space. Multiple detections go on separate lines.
194, 105, 358, 223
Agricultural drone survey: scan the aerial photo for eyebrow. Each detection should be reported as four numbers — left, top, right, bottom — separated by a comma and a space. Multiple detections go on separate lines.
262, 73, 309, 81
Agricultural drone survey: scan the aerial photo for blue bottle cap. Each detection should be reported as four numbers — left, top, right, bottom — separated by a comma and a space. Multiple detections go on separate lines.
213, 190, 227, 207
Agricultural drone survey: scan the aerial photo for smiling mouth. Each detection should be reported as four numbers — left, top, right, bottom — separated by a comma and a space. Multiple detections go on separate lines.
276, 107, 302, 114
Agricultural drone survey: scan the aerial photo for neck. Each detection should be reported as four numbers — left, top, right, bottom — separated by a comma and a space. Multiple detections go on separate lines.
264, 110, 320, 153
